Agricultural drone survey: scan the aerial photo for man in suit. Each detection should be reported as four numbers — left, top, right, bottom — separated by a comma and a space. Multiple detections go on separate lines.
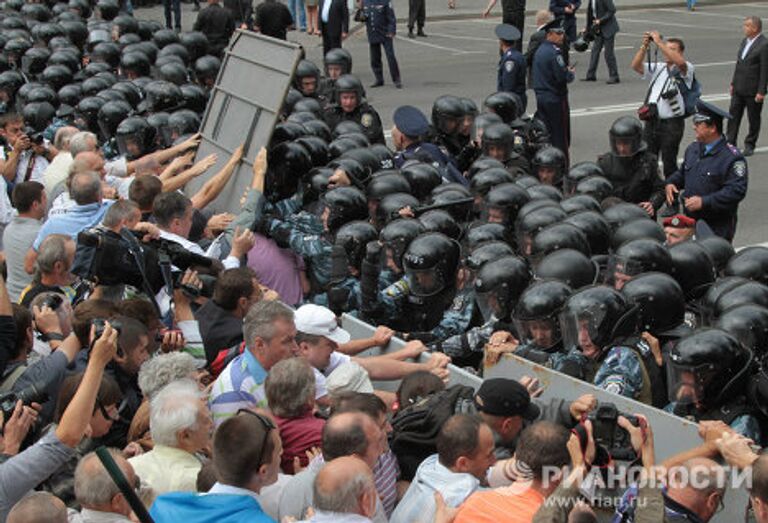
583, 0, 620, 84
727, 16, 768, 157
550, 0, 580, 43
319, 0, 348, 56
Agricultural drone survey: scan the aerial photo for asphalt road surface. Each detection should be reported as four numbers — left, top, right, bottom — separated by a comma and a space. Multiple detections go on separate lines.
144, 0, 767, 246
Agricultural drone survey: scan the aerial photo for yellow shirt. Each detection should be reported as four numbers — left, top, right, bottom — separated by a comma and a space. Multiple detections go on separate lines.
128, 444, 203, 494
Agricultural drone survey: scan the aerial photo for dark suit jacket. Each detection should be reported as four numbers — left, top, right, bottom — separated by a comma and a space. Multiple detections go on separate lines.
732, 34, 768, 97
586, 0, 619, 38
319, 0, 349, 39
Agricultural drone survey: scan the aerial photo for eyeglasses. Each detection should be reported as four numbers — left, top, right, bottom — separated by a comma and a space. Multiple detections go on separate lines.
98, 402, 121, 422
236, 409, 276, 467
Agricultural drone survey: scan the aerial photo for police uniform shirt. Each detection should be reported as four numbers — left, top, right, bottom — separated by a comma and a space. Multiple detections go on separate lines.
642, 61, 695, 119
532, 41, 573, 98
0, 144, 50, 185
498, 47, 527, 96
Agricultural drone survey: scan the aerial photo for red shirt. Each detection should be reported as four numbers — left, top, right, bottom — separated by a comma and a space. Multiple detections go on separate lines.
274, 413, 325, 474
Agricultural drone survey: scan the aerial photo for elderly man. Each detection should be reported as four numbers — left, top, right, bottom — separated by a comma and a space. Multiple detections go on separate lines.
48, 151, 110, 215
301, 456, 379, 523
150, 409, 281, 522
128, 380, 211, 494
391, 415, 496, 523
42, 126, 78, 195
73, 449, 139, 523
7, 492, 68, 523
19, 234, 76, 307
209, 300, 299, 425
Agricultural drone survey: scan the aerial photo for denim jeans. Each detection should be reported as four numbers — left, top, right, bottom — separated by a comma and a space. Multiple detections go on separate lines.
163, 0, 181, 29
288, 0, 307, 29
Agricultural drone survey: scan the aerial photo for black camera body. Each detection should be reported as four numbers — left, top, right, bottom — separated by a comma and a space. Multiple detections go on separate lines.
573, 26, 598, 53
587, 402, 640, 461
24, 126, 44, 145
0, 384, 48, 421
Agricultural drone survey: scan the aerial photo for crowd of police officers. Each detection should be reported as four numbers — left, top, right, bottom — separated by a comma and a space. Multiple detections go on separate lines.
0, 0, 763, 447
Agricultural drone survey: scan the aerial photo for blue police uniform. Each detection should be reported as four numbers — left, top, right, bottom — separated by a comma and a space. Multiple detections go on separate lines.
498, 47, 528, 112
363, 0, 401, 85
532, 37, 573, 159
666, 137, 748, 242
549, 0, 581, 42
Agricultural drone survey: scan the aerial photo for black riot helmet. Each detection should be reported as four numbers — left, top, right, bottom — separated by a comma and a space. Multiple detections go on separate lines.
112, 81, 142, 109
92, 41, 120, 69
564, 210, 612, 255
335, 221, 378, 274
295, 136, 330, 168
724, 246, 768, 285
333, 120, 365, 139
57, 83, 82, 107
697, 236, 735, 275
86, 28, 111, 51
302, 119, 332, 142
669, 241, 717, 301
178, 31, 209, 62
403, 232, 461, 297
532, 146, 567, 186
147, 112, 171, 148
526, 184, 562, 203
369, 144, 395, 170
429, 188, 473, 223
341, 147, 381, 180
481, 123, 516, 162
560, 284, 639, 354
514, 279, 573, 352
327, 157, 367, 190
484, 182, 530, 227
154, 28, 180, 49
334, 74, 364, 103
483, 91, 522, 124
140, 81, 183, 113
609, 238, 672, 290
465, 222, 507, 250
116, 116, 153, 159
419, 210, 461, 240
21, 3, 52, 21
193, 55, 220, 86
265, 141, 312, 202
120, 52, 151, 79
324, 47, 352, 76
0, 70, 24, 101
603, 202, 651, 231
380, 218, 425, 272
167, 109, 200, 141
31, 22, 65, 46
667, 328, 751, 412
366, 172, 411, 202
515, 206, 567, 257
516, 199, 557, 221
713, 280, 768, 319
716, 304, 768, 359
561, 193, 602, 214
467, 156, 505, 179
96, 0, 119, 20
431, 95, 465, 136
471, 113, 504, 143
3, 38, 31, 67
40, 64, 73, 91
59, 21, 88, 50
699, 276, 749, 326
611, 218, 666, 250
293, 97, 323, 117
514, 175, 540, 189
158, 43, 191, 67
475, 255, 531, 321
68, 0, 91, 17
377, 193, 419, 228
81, 76, 111, 97
97, 99, 132, 140
401, 162, 442, 201
621, 272, 686, 336
25, 85, 57, 106
294, 59, 321, 96
271, 121, 306, 146
575, 175, 613, 202
565, 161, 604, 196
98, 88, 127, 104
20, 47, 51, 78
531, 223, 591, 263
301, 167, 333, 207
22, 101, 55, 132
83, 61, 113, 79
466, 241, 515, 273
469, 167, 515, 198
323, 186, 369, 234
159, 62, 188, 86
609, 115, 645, 157
74, 96, 105, 132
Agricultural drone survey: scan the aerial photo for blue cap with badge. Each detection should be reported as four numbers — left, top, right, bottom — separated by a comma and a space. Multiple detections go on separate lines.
393, 105, 430, 138
693, 100, 732, 125
495, 23, 521, 42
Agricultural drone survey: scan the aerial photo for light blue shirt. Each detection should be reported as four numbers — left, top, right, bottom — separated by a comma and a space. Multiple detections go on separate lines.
33, 200, 114, 251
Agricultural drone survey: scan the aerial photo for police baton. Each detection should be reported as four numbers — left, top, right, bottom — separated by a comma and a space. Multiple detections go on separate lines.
95, 446, 154, 523
410, 197, 475, 216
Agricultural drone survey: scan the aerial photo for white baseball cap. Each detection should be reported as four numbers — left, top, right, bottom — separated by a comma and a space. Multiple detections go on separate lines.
294, 304, 351, 345
326, 361, 374, 395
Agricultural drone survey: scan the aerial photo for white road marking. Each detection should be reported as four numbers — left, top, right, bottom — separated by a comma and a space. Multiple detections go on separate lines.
569, 93, 731, 117
695, 61, 736, 68
394, 34, 485, 54
617, 16, 736, 31
657, 7, 748, 19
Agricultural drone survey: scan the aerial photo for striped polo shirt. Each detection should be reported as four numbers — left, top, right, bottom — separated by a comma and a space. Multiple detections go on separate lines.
209, 349, 269, 426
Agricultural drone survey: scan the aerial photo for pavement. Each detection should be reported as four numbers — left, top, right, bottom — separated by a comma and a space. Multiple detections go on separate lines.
139, 0, 768, 247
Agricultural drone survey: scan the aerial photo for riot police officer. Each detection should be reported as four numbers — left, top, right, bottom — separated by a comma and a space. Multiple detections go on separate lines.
480, 122, 530, 175
319, 48, 353, 105
324, 74, 385, 145
598, 116, 665, 216
513, 279, 572, 363
294, 60, 323, 101
665, 101, 748, 242
430, 95, 466, 159
495, 24, 527, 112
532, 145, 567, 187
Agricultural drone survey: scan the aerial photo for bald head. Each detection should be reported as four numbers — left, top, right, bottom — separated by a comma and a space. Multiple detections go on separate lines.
53, 126, 79, 151
7, 492, 67, 523
73, 151, 106, 176
322, 412, 381, 467
75, 450, 136, 513
667, 457, 725, 522
313, 456, 376, 516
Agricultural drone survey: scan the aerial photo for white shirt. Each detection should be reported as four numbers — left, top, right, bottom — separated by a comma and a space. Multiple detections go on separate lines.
158, 229, 241, 270
300, 512, 373, 523
742, 35, 760, 60
642, 61, 695, 119
0, 145, 50, 184
128, 444, 202, 494
312, 351, 351, 399
43, 151, 72, 195
321, 0, 332, 23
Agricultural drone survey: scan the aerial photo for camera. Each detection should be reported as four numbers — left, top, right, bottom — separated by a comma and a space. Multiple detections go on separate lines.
573, 26, 597, 53
0, 383, 48, 422
587, 402, 640, 461
661, 85, 683, 116
24, 126, 44, 145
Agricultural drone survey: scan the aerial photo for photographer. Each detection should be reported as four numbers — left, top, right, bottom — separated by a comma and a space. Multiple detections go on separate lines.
0, 113, 56, 189
631, 32, 694, 178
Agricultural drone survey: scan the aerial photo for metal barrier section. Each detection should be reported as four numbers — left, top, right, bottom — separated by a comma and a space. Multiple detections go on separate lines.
185, 31, 302, 212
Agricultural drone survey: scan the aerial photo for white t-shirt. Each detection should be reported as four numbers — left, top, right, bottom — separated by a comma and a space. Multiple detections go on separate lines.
0, 145, 50, 184
643, 62, 695, 120
313, 351, 351, 399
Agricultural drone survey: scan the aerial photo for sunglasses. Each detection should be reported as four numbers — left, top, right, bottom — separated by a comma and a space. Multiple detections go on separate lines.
97, 402, 121, 422
236, 409, 276, 467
